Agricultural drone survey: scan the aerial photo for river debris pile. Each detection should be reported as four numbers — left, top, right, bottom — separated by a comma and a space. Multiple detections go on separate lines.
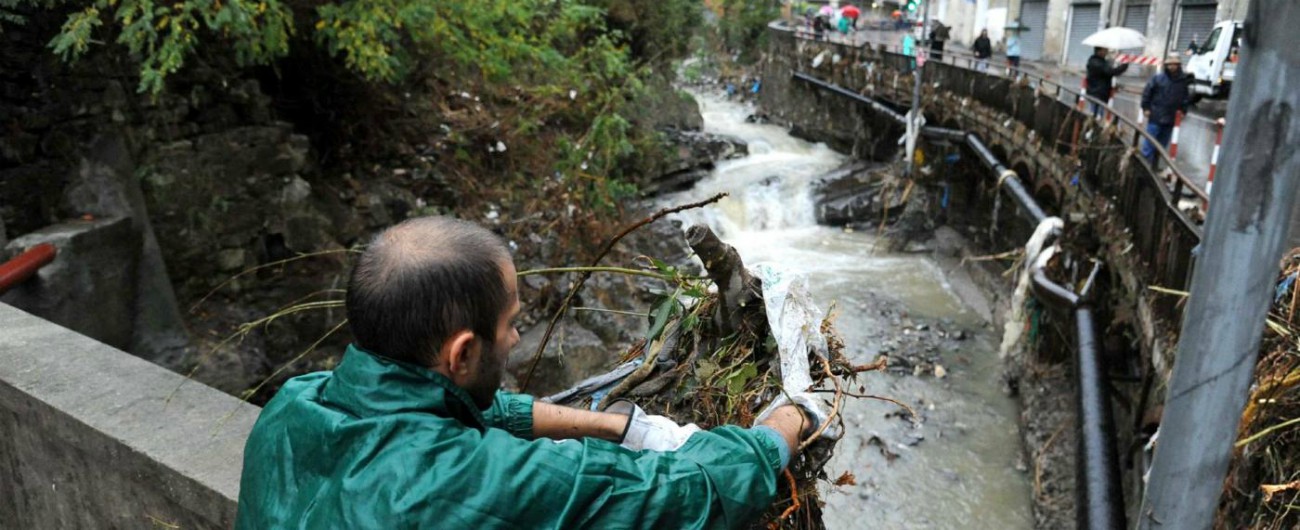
1218, 249, 1300, 529
523, 220, 876, 530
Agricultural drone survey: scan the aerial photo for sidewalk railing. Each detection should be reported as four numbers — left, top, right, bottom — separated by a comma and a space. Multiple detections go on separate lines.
772, 20, 1201, 322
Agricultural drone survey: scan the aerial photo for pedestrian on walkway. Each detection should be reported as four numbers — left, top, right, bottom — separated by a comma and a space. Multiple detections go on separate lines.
929, 21, 950, 62
973, 29, 992, 72
1140, 55, 1196, 166
1085, 47, 1128, 118
813, 14, 830, 41
1005, 28, 1023, 75
902, 30, 917, 73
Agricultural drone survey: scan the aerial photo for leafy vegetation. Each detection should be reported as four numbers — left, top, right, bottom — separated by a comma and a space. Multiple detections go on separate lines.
1, 0, 712, 218
709, 0, 780, 61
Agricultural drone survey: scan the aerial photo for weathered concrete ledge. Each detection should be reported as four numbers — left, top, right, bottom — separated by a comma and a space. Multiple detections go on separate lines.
0, 302, 258, 528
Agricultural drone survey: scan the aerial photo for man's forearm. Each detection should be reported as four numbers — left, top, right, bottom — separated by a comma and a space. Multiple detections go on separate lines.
758, 405, 808, 456
532, 401, 628, 442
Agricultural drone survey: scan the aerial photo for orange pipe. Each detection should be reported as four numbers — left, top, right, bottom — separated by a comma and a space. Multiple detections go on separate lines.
0, 243, 57, 295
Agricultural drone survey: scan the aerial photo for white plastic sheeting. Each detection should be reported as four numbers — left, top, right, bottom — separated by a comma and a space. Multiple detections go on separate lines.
999, 216, 1064, 359
757, 265, 827, 393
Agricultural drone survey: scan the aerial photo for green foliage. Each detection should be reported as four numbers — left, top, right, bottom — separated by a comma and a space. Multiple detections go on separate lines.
581, 0, 703, 67
38, 0, 293, 93
715, 0, 779, 58
4, 0, 706, 212
13, 0, 638, 94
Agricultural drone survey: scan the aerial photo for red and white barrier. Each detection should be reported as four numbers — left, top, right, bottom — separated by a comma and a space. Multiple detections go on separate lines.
1105, 87, 1116, 122
1207, 118, 1225, 199
1117, 54, 1161, 66
1169, 111, 1184, 159
1077, 78, 1087, 111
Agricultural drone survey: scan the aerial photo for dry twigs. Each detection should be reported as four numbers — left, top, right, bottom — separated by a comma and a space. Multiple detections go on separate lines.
519, 193, 726, 391
799, 356, 845, 453
1219, 252, 1300, 528
772, 469, 801, 527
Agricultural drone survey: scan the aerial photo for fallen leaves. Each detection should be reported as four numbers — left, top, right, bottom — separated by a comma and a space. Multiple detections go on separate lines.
1261, 480, 1300, 502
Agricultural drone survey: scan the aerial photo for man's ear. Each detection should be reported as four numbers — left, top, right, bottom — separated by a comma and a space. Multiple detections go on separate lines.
440, 330, 477, 380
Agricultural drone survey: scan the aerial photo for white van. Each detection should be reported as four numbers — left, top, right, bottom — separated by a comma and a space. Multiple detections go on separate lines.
1185, 20, 1242, 99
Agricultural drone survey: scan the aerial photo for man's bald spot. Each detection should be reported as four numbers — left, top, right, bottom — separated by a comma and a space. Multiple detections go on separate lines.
346, 216, 512, 366
367, 217, 511, 284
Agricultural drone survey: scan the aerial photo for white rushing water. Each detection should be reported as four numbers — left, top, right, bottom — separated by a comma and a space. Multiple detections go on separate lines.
664, 92, 1034, 529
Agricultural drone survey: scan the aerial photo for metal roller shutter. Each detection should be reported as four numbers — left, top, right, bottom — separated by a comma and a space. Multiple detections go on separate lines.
1123, 3, 1150, 34
1066, 4, 1103, 66
1020, 1, 1049, 61
1175, 4, 1218, 54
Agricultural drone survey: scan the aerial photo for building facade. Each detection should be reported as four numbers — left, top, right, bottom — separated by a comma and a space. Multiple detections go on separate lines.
997, 0, 1250, 68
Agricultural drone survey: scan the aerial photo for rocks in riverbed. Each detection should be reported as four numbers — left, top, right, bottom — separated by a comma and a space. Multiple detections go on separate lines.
642, 131, 748, 196
811, 161, 911, 227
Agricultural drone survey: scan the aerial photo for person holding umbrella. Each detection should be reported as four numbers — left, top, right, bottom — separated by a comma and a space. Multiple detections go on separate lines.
1085, 47, 1129, 118
1081, 27, 1145, 118
929, 20, 950, 62
816, 4, 835, 41
841, 4, 861, 32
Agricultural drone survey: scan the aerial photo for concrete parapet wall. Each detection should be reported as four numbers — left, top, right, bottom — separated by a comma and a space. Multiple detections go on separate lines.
0, 303, 259, 528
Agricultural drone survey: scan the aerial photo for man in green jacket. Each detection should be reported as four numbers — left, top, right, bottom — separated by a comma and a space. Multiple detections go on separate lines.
236, 216, 818, 529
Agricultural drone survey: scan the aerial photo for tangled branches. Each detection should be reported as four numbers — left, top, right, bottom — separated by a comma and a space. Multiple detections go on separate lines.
1219, 250, 1300, 529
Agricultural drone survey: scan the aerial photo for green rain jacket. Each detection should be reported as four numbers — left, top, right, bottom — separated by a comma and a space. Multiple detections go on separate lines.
235, 345, 787, 529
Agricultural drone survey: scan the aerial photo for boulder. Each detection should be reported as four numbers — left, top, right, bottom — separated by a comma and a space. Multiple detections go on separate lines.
811, 161, 898, 226
626, 77, 704, 132
508, 320, 616, 398
1, 217, 139, 351
643, 131, 748, 195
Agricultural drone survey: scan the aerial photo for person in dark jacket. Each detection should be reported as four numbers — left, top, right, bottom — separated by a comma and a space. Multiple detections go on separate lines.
1085, 47, 1129, 118
973, 29, 993, 72
1140, 55, 1196, 166
813, 14, 830, 41
929, 22, 950, 62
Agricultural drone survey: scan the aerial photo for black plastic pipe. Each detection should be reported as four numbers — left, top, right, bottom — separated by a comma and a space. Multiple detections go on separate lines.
964, 131, 1008, 173
965, 134, 1049, 225
792, 72, 906, 122
1031, 266, 1127, 530
920, 126, 968, 143
1075, 308, 1126, 530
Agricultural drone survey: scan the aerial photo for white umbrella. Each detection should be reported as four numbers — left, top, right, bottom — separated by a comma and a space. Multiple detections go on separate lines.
1081, 27, 1146, 50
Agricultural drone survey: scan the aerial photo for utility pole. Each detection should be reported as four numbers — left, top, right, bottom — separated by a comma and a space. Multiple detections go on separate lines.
906, 0, 929, 176
1139, 2, 1300, 528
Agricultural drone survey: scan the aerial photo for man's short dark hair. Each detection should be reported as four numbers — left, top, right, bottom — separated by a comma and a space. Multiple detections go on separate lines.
346, 216, 511, 366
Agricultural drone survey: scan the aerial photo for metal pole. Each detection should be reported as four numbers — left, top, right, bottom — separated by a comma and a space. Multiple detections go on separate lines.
906, 0, 930, 176
1139, 2, 1300, 528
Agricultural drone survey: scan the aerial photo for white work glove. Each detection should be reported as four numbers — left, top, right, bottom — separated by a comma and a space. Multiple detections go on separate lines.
755, 392, 843, 442
606, 401, 701, 452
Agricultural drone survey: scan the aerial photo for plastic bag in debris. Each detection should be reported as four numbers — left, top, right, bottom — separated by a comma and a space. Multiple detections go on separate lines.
756, 265, 827, 393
